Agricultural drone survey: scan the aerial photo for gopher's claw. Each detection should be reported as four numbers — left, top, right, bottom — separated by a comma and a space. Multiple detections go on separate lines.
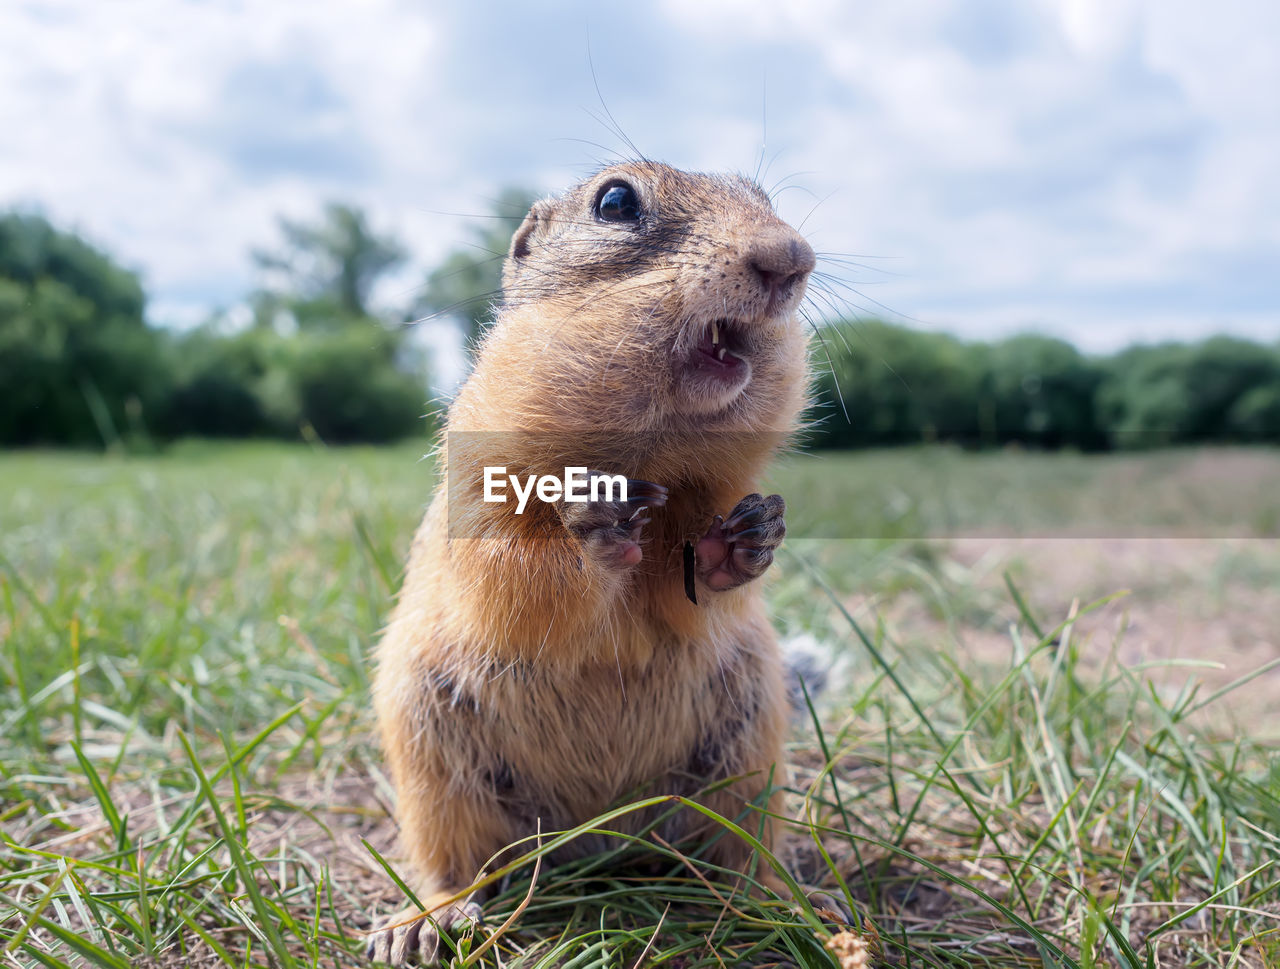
366, 902, 483, 966
695, 493, 786, 592
559, 473, 668, 568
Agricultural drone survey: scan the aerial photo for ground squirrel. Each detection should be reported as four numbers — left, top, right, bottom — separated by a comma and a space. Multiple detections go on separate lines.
368, 160, 821, 964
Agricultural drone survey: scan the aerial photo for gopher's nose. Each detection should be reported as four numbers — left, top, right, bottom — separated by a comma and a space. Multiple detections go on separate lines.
747, 227, 816, 303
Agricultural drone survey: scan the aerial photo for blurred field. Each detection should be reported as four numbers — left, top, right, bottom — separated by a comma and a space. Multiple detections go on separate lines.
1, 442, 1277, 967
771, 446, 1280, 539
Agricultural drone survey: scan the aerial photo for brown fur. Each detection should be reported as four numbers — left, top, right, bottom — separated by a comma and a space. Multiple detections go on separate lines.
368, 161, 816, 964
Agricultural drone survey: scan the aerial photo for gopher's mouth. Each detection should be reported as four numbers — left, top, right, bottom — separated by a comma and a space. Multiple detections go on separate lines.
690, 319, 748, 378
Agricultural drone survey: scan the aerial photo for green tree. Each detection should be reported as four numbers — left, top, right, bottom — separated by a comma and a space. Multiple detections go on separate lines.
252, 202, 406, 326
980, 334, 1105, 449
0, 211, 169, 446
162, 325, 431, 444
411, 188, 539, 351
1098, 338, 1280, 447
1228, 383, 1280, 442
0, 211, 144, 322
808, 320, 985, 448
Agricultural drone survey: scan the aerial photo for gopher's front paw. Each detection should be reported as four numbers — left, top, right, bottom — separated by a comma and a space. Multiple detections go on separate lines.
559, 474, 668, 568
365, 901, 482, 966
695, 493, 785, 591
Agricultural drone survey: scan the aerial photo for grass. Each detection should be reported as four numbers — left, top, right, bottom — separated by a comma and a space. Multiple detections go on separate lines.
1, 441, 1277, 967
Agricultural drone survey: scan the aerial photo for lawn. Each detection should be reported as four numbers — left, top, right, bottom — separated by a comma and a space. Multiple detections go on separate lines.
1, 442, 1277, 967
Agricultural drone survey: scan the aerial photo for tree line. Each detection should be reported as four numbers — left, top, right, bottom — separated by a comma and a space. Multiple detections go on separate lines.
807, 321, 1280, 450
1, 205, 1277, 450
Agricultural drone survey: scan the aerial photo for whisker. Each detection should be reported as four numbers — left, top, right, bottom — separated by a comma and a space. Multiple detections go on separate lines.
586, 34, 648, 163
800, 306, 850, 426
813, 250, 903, 262
796, 189, 838, 233
766, 170, 819, 202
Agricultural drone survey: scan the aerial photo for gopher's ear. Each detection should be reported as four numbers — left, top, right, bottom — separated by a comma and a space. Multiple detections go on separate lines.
509, 199, 553, 261
503, 199, 553, 299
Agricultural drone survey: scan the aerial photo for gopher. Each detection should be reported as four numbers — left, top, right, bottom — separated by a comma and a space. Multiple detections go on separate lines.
368, 160, 820, 965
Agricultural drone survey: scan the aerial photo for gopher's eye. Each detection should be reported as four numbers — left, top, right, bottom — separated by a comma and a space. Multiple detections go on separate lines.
595, 182, 641, 223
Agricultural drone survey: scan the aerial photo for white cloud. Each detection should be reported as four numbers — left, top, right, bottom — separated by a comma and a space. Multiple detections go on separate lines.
0, 0, 452, 322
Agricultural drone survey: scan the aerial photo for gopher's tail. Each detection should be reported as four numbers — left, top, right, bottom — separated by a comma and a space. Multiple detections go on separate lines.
783, 633, 851, 720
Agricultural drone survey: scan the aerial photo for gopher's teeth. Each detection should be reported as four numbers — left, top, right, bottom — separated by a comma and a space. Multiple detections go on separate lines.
711, 321, 720, 345
717, 347, 727, 361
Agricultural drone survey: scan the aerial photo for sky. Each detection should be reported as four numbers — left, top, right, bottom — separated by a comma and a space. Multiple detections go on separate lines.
3, 0, 1277, 378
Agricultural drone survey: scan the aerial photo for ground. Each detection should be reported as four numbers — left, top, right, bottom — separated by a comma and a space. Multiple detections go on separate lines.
1, 442, 1277, 967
